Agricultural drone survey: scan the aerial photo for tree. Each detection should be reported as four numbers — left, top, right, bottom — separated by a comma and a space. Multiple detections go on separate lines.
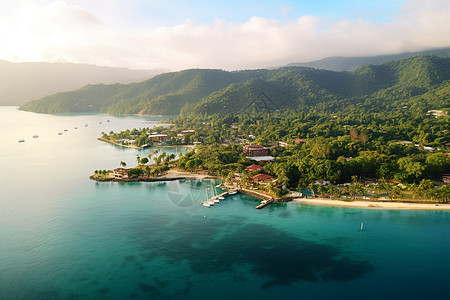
140, 157, 149, 165
120, 161, 127, 168
417, 179, 435, 199
136, 155, 141, 166
396, 157, 425, 183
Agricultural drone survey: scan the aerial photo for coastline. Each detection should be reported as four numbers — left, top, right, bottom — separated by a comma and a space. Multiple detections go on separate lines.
293, 198, 450, 210
91, 168, 218, 182
97, 137, 195, 149
97, 137, 142, 149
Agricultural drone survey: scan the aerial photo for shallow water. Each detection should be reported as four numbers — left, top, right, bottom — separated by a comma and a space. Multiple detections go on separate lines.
1, 107, 449, 299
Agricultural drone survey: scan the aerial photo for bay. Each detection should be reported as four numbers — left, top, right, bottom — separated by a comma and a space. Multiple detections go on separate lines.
1, 107, 449, 300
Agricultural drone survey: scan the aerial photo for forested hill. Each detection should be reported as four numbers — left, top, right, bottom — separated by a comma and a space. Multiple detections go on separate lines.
20, 55, 450, 116
286, 47, 450, 71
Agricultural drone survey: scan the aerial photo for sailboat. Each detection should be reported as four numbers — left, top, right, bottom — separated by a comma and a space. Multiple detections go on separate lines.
213, 186, 220, 203
202, 189, 211, 207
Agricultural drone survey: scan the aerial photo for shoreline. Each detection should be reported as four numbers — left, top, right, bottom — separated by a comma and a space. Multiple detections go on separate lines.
91, 169, 218, 182
98, 137, 194, 149
292, 198, 450, 210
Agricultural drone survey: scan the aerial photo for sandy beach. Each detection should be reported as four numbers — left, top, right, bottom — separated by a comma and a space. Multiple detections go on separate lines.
292, 198, 450, 210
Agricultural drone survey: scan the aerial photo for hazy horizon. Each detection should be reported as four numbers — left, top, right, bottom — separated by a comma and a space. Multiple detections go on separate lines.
1, 0, 450, 71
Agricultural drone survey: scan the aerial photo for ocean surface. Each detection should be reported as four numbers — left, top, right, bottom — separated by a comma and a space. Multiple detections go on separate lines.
1, 106, 449, 300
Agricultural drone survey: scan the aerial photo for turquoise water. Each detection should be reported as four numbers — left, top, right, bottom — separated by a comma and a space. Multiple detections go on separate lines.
1, 107, 450, 299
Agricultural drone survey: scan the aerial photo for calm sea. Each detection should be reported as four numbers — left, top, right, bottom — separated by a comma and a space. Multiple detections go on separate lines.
1, 106, 449, 300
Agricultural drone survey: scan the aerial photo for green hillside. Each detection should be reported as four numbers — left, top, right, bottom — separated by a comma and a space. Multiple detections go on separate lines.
20, 55, 450, 116
286, 47, 450, 71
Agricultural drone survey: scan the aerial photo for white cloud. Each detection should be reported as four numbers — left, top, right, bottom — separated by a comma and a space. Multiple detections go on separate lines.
0, 0, 449, 70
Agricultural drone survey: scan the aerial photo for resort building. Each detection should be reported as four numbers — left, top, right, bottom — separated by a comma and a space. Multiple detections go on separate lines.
243, 144, 269, 157
251, 173, 273, 182
109, 168, 129, 179
246, 164, 263, 172
442, 174, 450, 183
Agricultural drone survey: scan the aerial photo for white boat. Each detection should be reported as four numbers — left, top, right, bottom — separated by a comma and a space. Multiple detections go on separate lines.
202, 202, 211, 208
18, 139, 25, 143
218, 196, 225, 200
228, 191, 237, 195
213, 198, 220, 203
215, 184, 221, 188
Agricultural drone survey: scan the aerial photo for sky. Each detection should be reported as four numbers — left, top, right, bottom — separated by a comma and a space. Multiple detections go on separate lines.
0, 0, 449, 71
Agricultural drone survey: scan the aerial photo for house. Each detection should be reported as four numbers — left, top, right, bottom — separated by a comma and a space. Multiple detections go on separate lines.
148, 134, 169, 142
116, 139, 135, 144
315, 179, 330, 186
247, 156, 275, 162
243, 144, 269, 157
109, 168, 129, 179
251, 173, 273, 182
246, 164, 263, 172
395, 141, 414, 146
442, 174, 450, 183
427, 110, 447, 117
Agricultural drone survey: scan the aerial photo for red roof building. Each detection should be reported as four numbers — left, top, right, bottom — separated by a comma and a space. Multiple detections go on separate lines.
251, 173, 273, 181
243, 144, 269, 157
246, 164, 263, 172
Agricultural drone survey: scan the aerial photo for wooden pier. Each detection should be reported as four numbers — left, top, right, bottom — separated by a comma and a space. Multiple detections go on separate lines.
203, 184, 276, 209
256, 198, 274, 209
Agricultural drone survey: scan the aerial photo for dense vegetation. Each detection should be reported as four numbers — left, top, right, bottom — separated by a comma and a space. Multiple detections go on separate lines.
287, 47, 450, 71
20, 55, 450, 117
171, 109, 449, 201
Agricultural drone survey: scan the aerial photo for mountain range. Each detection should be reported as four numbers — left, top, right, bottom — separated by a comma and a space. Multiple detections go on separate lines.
286, 47, 450, 71
19, 54, 450, 117
0, 60, 162, 106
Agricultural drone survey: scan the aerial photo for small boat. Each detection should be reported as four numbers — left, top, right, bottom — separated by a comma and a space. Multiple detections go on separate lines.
261, 200, 268, 204
228, 191, 237, 195
107, 120, 110, 122
64, 129, 68, 132
32, 134, 39, 138
202, 202, 211, 208
18, 139, 25, 143
215, 184, 221, 188
74, 127, 78, 129
99, 121, 102, 124
58, 132, 63, 135
213, 198, 220, 203
84, 124, 88, 127
218, 196, 225, 200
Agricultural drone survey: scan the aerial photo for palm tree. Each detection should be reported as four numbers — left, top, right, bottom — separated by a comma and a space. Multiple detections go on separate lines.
136, 155, 141, 166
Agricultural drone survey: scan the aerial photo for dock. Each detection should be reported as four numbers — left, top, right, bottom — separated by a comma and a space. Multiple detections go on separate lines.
203, 184, 277, 209
202, 191, 229, 207
256, 198, 274, 209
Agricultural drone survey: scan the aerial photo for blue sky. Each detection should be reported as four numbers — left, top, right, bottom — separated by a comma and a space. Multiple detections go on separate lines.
125, 0, 407, 25
0, 0, 448, 70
